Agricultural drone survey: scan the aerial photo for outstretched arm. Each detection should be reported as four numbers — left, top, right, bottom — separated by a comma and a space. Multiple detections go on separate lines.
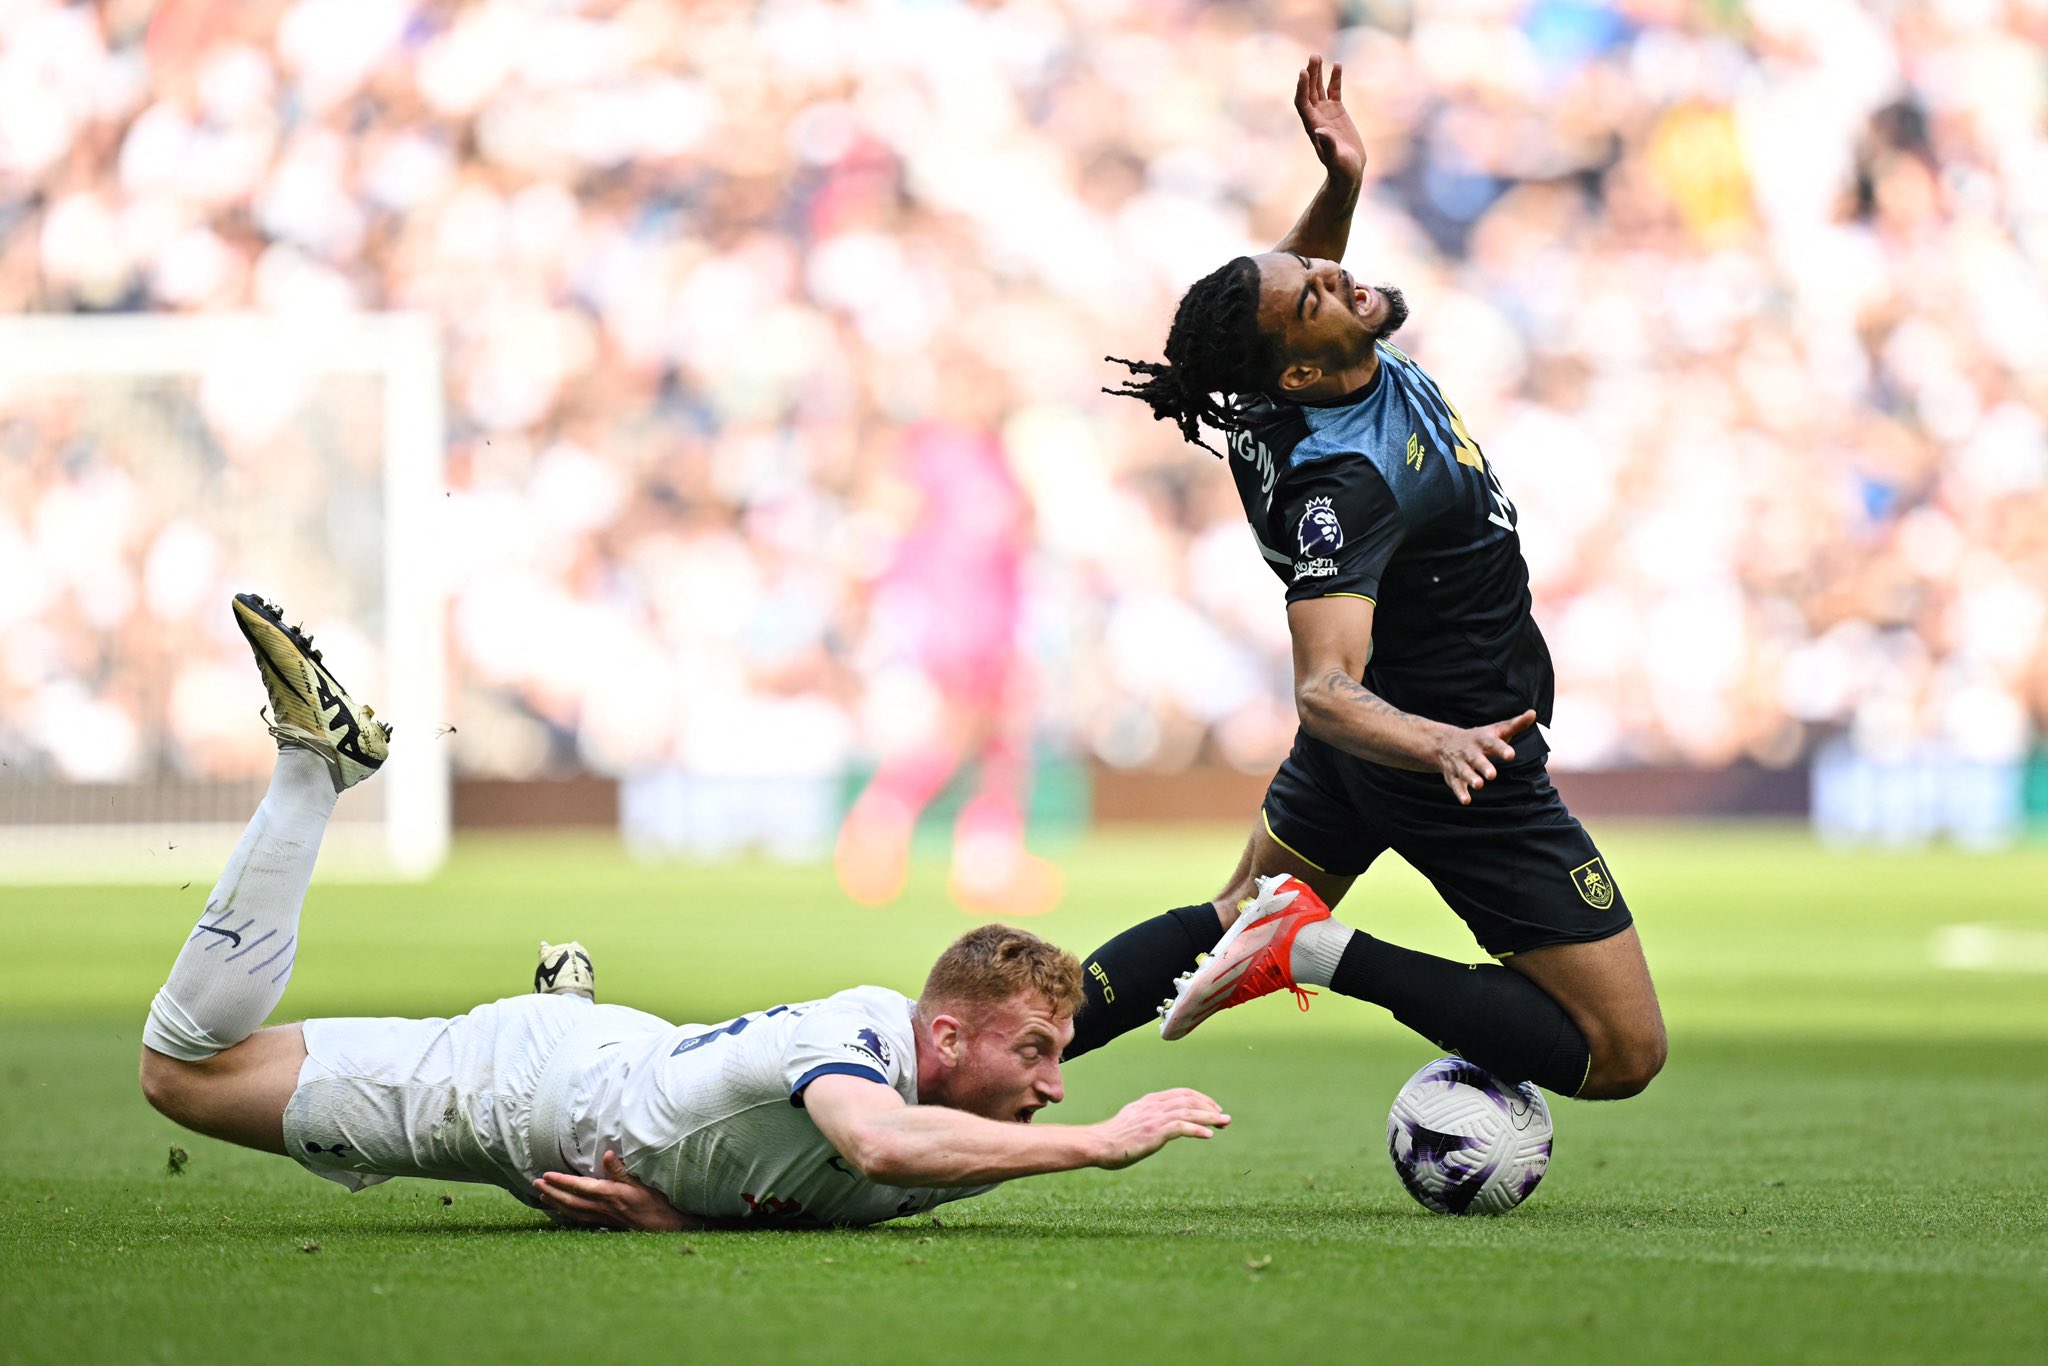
529, 1083, 1232, 1231
1289, 595, 1536, 804
1273, 55, 1366, 262
806, 1075, 1229, 1188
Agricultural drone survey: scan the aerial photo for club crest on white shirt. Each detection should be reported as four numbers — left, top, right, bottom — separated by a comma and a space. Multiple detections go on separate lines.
843, 1027, 892, 1070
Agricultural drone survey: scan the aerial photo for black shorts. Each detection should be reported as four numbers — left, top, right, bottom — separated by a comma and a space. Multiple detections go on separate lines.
1261, 730, 1633, 959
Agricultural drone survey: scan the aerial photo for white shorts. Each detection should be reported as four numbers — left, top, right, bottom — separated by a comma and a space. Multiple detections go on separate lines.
284, 995, 665, 1200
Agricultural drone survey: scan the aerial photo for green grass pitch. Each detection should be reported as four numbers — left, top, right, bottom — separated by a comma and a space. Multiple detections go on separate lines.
4, 824, 2045, 1364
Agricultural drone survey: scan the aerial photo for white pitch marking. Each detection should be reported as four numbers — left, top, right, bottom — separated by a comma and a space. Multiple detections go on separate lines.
1931, 925, 2048, 972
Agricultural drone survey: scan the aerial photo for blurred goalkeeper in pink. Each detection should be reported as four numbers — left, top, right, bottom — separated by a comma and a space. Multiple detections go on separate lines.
835, 362, 1061, 917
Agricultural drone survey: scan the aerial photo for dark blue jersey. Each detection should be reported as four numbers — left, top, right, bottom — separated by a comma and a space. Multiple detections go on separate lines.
1224, 341, 1554, 755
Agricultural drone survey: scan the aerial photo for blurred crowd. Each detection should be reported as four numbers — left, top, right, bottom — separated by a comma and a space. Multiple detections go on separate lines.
3, 0, 2045, 797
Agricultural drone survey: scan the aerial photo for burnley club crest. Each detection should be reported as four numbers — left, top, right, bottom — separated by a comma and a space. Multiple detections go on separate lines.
1571, 858, 1615, 911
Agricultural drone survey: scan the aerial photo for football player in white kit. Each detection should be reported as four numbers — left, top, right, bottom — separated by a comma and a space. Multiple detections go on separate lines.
138, 597, 1230, 1228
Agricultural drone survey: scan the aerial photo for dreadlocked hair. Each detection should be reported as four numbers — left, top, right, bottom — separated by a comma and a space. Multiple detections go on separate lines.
1104, 256, 1277, 455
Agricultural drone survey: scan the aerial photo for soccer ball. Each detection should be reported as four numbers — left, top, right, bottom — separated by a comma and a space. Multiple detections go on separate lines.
1387, 1057, 1553, 1215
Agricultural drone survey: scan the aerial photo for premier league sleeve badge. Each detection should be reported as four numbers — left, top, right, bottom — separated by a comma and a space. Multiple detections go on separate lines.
1298, 496, 1344, 556
1293, 496, 1344, 580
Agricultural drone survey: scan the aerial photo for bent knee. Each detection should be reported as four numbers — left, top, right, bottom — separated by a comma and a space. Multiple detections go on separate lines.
139, 1048, 203, 1124
1581, 1030, 1667, 1100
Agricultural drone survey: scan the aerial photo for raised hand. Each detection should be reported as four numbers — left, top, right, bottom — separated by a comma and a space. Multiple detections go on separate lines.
1433, 709, 1538, 804
531, 1149, 705, 1231
1295, 54, 1365, 184
1091, 1088, 1232, 1170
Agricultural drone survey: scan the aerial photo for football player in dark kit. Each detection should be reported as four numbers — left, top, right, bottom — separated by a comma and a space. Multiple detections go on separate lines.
409, 55, 1665, 1237
1064, 56, 1667, 1102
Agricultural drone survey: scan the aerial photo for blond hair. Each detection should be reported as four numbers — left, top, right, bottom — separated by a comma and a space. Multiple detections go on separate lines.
918, 924, 1085, 1023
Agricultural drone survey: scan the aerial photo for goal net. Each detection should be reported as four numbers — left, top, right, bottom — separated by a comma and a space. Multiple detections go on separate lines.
0, 313, 448, 882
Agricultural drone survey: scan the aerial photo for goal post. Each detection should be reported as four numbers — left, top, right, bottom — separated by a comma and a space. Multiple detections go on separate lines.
0, 312, 448, 882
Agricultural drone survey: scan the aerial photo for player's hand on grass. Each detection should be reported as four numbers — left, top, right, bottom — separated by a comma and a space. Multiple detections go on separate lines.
1295, 55, 1364, 184
1433, 709, 1537, 805
1091, 1088, 1231, 1170
532, 1149, 704, 1232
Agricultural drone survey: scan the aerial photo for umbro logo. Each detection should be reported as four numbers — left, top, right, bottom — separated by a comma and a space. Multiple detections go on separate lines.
303, 1141, 352, 1156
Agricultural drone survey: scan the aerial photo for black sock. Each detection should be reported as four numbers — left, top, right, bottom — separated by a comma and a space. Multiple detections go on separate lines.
1330, 934, 1591, 1096
1067, 905, 1221, 1060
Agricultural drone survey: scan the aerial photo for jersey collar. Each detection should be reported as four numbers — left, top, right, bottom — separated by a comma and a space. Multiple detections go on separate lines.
1288, 345, 1386, 410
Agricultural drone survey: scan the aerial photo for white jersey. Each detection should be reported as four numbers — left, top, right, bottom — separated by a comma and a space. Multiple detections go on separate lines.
536, 985, 996, 1226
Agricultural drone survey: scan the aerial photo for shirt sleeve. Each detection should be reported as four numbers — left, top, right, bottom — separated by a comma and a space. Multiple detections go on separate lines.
1280, 462, 1405, 606
783, 995, 911, 1107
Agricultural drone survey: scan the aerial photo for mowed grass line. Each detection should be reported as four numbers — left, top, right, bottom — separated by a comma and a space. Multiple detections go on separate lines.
10, 824, 2046, 1037
4, 825, 2047, 1364
4, 1029, 2043, 1366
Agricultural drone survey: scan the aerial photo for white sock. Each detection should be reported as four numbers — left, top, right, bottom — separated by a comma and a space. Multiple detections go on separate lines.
1290, 916, 1356, 989
142, 749, 338, 1061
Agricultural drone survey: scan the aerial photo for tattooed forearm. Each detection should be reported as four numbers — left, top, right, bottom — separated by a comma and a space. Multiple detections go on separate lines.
1316, 668, 1409, 719
1296, 668, 1438, 771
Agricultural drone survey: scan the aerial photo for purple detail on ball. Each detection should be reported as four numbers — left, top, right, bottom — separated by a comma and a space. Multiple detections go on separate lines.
1392, 1157, 1434, 1210
1390, 1056, 1554, 1215
1441, 1146, 1505, 1215
1401, 1124, 1483, 1168
1421, 1057, 1519, 1102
